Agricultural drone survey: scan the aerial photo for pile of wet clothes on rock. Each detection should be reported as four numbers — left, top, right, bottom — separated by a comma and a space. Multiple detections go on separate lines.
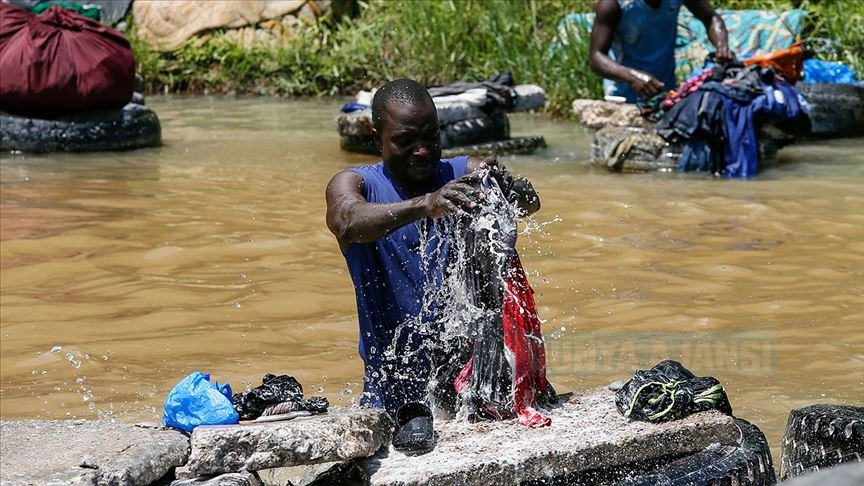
162, 371, 328, 432
644, 62, 810, 178
234, 373, 329, 421
340, 72, 519, 115
615, 360, 732, 422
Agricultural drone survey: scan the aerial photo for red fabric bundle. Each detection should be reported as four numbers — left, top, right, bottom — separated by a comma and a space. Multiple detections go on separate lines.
0, 3, 134, 117
501, 253, 552, 428
453, 253, 553, 428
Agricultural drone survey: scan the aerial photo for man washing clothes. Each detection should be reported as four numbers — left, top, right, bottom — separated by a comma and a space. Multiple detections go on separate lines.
589, 0, 733, 102
325, 79, 541, 419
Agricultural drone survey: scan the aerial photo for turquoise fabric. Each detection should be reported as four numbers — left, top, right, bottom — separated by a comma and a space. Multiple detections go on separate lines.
676, 9, 806, 80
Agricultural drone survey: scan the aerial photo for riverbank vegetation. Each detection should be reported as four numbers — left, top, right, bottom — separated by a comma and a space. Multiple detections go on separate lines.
130, 0, 862, 118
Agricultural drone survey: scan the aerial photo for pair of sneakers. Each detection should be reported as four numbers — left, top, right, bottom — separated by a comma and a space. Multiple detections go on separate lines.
391, 402, 435, 454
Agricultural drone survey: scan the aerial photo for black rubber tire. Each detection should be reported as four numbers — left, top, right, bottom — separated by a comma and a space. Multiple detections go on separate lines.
340, 135, 546, 158
441, 136, 546, 158
440, 112, 510, 147
522, 418, 775, 486
797, 83, 864, 137
339, 135, 379, 155
1, 103, 161, 153
340, 113, 508, 154
779, 461, 864, 486
618, 418, 776, 486
779, 404, 864, 481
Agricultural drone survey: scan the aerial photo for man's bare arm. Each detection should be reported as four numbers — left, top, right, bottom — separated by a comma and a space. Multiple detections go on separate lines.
588, 0, 665, 99
325, 170, 482, 251
685, 0, 732, 63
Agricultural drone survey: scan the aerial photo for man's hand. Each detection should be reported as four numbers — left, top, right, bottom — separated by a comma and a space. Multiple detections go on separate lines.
714, 44, 734, 65
422, 173, 483, 219
479, 157, 515, 195
629, 69, 666, 99
685, 0, 732, 65
476, 157, 541, 216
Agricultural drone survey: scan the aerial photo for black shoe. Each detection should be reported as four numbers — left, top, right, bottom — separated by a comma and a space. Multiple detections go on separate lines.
392, 402, 434, 454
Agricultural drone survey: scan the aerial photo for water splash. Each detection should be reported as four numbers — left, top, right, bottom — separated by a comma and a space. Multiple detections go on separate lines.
65, 352, 81, 369
377, 172, 531, 419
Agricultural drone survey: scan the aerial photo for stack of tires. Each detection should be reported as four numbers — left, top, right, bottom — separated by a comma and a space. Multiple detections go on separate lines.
1, 89, 161, 153
336, 84, 547, 157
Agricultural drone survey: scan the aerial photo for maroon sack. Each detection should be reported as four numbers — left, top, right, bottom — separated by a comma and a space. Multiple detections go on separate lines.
0, 3, 134, 117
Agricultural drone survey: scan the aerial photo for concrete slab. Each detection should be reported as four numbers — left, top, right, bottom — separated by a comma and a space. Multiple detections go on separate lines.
179, 408, 392, 477
0, 419, 189, 486
362, 387, 738, 486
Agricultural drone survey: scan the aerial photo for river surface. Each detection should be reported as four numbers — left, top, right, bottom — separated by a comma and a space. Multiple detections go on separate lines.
1, 97, 862, 459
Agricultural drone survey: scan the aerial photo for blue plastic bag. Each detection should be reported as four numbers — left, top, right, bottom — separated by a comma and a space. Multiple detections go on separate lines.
163, 372, 239, 432
802, 59, 858, 84
340, 102, 368, 113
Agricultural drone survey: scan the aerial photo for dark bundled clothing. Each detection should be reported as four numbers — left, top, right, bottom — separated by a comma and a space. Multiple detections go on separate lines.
233, 373, 329, 420
656, 88, 726, 142
656, 64, 808, 177
616, 360, 732, 422
455, 184, 513, 415
656, 81, 747, 175
718, 80, 804, 177
0, 3, 135, 117
426, 72, 518, 113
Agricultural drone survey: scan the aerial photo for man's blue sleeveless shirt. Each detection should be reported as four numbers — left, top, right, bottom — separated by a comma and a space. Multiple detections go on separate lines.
607, 0, 684, 102
345, 156, 469, 415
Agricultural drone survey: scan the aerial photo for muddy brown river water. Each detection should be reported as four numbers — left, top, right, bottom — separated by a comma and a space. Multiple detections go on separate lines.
1, 97, 862, 460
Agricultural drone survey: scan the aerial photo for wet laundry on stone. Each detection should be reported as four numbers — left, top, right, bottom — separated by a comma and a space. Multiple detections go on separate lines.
616, 360, 732, 422
233, 373, 329, 421
426, 71, 518, 113
655, 63, 809, 177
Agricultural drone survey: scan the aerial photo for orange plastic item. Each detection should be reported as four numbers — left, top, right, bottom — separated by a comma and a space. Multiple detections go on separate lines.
743, 41, 808, 84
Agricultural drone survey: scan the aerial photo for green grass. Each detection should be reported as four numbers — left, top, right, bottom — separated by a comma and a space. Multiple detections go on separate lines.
130, 0, 862, 118
130, 0, 600, 116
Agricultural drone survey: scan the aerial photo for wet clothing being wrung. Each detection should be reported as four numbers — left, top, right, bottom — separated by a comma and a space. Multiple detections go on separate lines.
344, 156, 469, 417
439, 174, 555, 427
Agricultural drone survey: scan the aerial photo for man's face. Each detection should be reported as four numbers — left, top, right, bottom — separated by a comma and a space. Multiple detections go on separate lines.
377, 99, 441, 187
